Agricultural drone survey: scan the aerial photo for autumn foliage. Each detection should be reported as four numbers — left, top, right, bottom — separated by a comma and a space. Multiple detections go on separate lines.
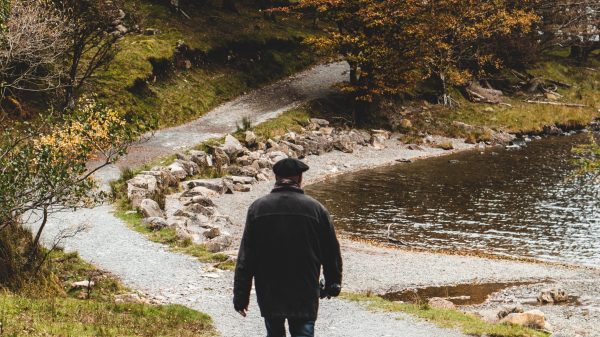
286, 0, 539, 104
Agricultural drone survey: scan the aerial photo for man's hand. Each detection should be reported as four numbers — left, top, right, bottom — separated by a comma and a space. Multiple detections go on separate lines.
237, 308, 247, 317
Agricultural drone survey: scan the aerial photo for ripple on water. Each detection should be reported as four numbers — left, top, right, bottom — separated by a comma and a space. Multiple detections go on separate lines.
306, 133, 600, 267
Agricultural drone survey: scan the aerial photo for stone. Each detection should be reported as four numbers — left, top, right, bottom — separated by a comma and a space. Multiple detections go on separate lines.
256, 173, 269, 181
269, 151, 288, 164
500, 310, 546, 330
167, 162, 188, 180
236, 155, 254, 166
333, 135, 355, 153
189, 150, 211, 167
144, 28, 160, 36
175, 159, 200, 176
537, 289, 568, 304
166, 216, 189, 229
543, 125, 563, 136
128, 174, 158, 193
139, 199, 164, 218
184, 179, 224, 193
371, 129, 392, 140
142, 217, 168, 231
175, 226, 195, 242
184, 196, 215, 207
127, 185, 150, 208
212, 147, 230, 169
205, 234, 233, 253
141, 169, 178, 188
71, 280, 95, 289
310, 118, 330, 127
115, 293, 149, 304
407, 144, 424, 151
370, 134, 387, 150
224, 175, 256, 185
233, 184, 252, 192
245, 131, 257, 146
320, 127, 334, 136
181, 186, 219, 198
203, 227, 221, 239
181, 203, 215, 217
545, 92, 561, 101
427, 297, 456, 310
222, 134, 244, 157
497, 306, 524, 319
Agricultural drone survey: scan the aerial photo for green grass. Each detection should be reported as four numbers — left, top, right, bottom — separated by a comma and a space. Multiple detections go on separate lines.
342, 292, 549, 337
399, 54, 599, 139
114, 208, 234, 271
92, 0, 320, 129
238, 105, 311, 140
0, 293, 214, 337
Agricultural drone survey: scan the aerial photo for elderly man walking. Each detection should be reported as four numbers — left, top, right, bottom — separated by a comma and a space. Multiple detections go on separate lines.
233, 158, 343, 337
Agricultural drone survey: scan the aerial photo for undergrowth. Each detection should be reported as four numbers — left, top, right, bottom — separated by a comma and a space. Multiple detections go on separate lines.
342, 292, 549, 337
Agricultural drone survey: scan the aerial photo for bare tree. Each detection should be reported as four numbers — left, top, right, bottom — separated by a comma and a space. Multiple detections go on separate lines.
0, 0, 71, 107
55, 0, 128, 109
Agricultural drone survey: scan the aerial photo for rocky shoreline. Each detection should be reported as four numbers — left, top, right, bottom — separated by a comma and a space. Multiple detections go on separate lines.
122, 117, 600, 336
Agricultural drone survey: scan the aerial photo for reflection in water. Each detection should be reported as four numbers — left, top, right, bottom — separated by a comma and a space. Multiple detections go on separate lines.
306, 134, 600, 266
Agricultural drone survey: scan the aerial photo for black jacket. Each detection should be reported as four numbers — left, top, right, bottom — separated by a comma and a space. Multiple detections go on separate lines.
233, 186, 343, 320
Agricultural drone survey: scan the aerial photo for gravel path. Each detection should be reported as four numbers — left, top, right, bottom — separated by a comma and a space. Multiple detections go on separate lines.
34, 62, 598, 336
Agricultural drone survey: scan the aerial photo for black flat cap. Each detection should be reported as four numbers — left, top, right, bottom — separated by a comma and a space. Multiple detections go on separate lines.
273, 158, 309, 177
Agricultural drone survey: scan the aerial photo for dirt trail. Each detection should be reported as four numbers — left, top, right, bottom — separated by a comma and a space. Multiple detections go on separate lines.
35, 62, 599, 336
36, 63, 471, 337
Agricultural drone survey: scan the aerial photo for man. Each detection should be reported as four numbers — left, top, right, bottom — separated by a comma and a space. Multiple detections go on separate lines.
233, 158, 343, 337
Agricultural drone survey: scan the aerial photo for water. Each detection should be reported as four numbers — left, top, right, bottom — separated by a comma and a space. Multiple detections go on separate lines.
306, 133, 600, 266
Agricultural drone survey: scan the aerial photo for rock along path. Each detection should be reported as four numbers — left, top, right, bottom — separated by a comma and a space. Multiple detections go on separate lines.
38, 62, 471, 337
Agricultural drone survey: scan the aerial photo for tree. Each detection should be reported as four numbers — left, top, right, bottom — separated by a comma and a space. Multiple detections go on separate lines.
287, 0, 538, 111
0, 98, 139, 274
0, 0, 71, 111
54, 0, 128, 109
535, 0, 599, 61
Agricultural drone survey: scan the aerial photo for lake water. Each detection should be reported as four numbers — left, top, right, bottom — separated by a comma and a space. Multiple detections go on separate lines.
306, 133, 600, 266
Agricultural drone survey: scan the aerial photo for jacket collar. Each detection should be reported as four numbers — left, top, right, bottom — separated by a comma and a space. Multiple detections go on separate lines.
271, 185, 305, 194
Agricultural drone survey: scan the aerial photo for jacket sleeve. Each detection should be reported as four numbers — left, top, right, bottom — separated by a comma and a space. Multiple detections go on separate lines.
320, 207, 343, 286
233, 207, 256, 311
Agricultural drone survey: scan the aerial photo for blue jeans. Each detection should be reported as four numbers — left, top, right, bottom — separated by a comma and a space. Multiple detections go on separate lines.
264, 318, 315, 337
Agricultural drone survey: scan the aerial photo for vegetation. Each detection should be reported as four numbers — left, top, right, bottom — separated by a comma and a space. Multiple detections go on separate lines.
0, 240, 214, 336
342, 292, 549, 337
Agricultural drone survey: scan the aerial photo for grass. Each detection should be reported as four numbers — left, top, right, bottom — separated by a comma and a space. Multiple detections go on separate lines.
91, 0, 320, 129
0, 293, 214, 337
113, 207, 234, 271
0, 245, 215, 337
400, 54, 599, 139
342, 292, 550, 337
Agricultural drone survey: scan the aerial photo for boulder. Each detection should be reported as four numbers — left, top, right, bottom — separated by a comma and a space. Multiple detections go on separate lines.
184, 196, 215, 207
497, 306, 524, 320
407, 144, 424, 151
142, 217, 168, 231
176, 159, 200, 176
319, 127, 334, 136
212, 147, 230, 169
236, 155, 254, 166
203, 227, 221, 239
181, 186, 219, 198
427, 297, 456, 310
543, 125, 563, 136
166, 216, 189, 229
537, 289, 568, 304
189, 150, 211, 168
114, 293, 149, 304
128, 174, 158, 192
333, 134, 355, 153
226, 165, 259, 178
224, 176, 256, 185
167, 162, 188, 180
175, 226, 195, 242
222, 134, 244, 157
184, 179, 224, 193
205, 234, 233, 253
139, 199, 164, 218
310, 118, 330, 127
233, 184, 252, 192
371, 134, 387, 150
371, 129, 392, 140
500, 310, 546, 330
245, 131, 257, 146
181, 203, 215, 217
127, 185, 151, 208
141, 169, 178, 188
71, 280, 95, 289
